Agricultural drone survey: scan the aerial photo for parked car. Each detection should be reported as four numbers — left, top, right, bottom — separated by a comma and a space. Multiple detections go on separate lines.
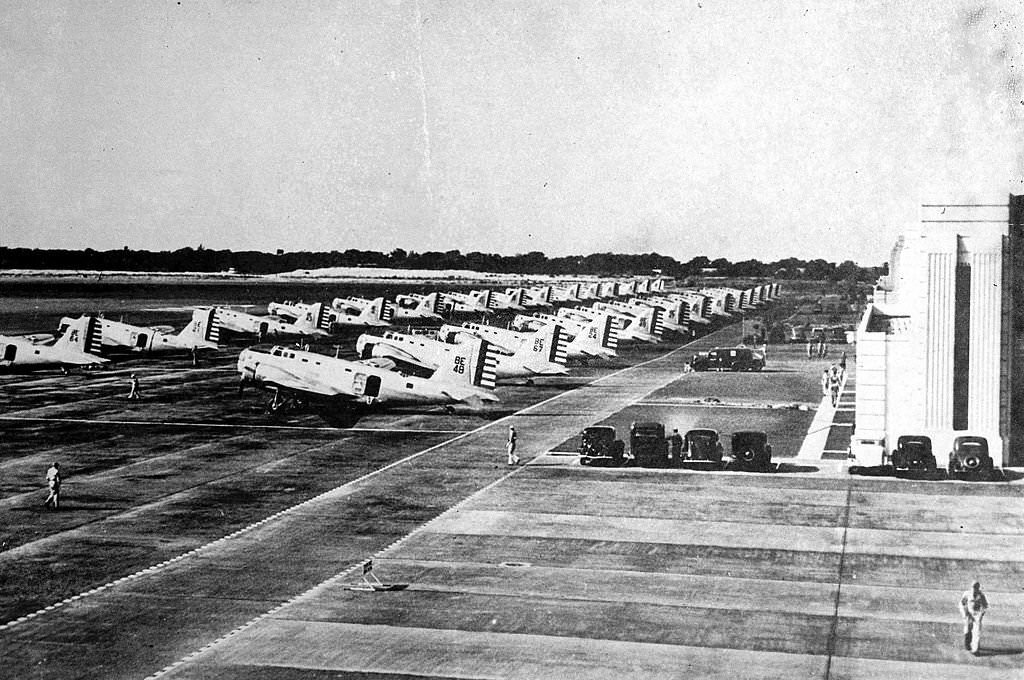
948, 435, 994, 476
730, 431, 772, 472
683, 428, 724, 465
578, 426, 626, 467
690, 347, 765, 372
886, 435, 936, 472
630, 421, 669, 467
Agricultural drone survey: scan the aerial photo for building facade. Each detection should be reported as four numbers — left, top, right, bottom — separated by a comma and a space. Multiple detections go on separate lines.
850, 195, 1024, 468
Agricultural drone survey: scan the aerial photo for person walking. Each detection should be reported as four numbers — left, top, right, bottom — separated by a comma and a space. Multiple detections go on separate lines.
839, 350, 848, 371
506, 424, 519, 466
805, 340, 813, 360
43, 462, 61, 510
829, 368, 842, 407
127, 373, 141, 400
959, 580, 988, 654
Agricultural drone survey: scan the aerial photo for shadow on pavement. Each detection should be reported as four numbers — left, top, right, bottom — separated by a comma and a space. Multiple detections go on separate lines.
975, 648, 1024, 657
774, 462, 821, 474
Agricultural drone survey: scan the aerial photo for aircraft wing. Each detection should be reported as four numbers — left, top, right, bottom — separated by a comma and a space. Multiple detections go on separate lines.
251, 361, 353, 399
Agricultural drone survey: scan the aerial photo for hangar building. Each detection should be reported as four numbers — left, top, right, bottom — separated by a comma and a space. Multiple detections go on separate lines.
850, 195, 1024, 468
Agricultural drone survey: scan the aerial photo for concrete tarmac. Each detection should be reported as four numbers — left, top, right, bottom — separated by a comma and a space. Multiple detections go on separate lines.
4, 321, 1023, 679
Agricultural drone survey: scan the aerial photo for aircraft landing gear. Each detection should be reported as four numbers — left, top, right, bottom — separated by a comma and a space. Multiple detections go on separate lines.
268, 389, 289, 412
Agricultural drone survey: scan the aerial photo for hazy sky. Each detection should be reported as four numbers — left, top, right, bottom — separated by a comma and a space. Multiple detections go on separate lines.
2, 1, 1022, 264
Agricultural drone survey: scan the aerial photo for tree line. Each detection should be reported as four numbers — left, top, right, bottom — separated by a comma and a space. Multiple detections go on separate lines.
0, 246, 882, 281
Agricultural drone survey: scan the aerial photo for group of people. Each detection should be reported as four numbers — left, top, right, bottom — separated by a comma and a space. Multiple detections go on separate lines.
821, 361, 846, 407
806, 338, 829, 359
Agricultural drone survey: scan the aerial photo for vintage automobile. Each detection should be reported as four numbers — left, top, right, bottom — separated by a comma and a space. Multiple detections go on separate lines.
886, 435, 937, 472
947, 435, 994, 476
630, 421, 669, 467
690, 347, 765, 372
730, 431, 773, 472
578, 426, 626, 467
683, 428, 725, 465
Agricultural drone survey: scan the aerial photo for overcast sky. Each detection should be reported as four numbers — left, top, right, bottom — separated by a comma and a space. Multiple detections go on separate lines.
2, 1, 1022, 264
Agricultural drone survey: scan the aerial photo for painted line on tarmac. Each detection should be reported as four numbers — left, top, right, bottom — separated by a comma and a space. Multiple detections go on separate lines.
0, 415, 468, 435
143, 327, 722, 679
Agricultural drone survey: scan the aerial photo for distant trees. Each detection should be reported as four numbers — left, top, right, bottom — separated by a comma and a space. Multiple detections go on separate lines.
0, 246, 883, 281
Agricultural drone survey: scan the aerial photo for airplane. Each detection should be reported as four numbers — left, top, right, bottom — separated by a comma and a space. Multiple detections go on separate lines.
271, 298, 393, 332
577, 281, 601, 301
1, 315, 108, 370
522, 285, 554, 308
662, 291, 714, 325
484, 288, 528, 312
58, 308, 221, 353
326, 297, 397, 326
618, 298, 687, 334
388, 293, 446, 321
356, 322, 569, 381
549, 282, 582, 304
236, 335, 499, 420
589, 301, 665, 342
214, 306, 327, 339
511, 311, 619, 360
559, 305, 660, 344
437, 321, 570, 368
439, 290, 491, 314
639, 296, 697, 332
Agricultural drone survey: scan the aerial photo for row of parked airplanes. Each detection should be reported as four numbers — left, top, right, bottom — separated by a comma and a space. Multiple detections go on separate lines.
1, 278, 780, 420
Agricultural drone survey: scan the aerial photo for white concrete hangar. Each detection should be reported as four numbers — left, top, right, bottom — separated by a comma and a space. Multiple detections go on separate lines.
850, 195, 1024, 468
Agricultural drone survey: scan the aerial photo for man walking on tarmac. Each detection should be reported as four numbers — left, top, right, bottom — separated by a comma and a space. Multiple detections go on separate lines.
959, 580, 988, 655
506, 424, 519, 465
127, 373, 141, 400
43, 462, 61, 510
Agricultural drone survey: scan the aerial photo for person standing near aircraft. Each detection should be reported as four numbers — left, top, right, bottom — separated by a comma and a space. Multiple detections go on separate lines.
43, 462, 61, 510
506, 425, 519, 466
127, 373, 141, 400
959, 580, 988, 654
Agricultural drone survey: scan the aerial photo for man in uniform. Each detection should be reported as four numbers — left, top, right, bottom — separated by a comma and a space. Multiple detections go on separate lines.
43, 462, 61, 510
959, 580, 988, 654
506, 424, 519, 465
668, 428, 684, 461
127, 373, 141, 400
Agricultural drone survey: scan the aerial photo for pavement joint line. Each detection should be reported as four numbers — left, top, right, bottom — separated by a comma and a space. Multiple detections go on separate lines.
824, 484, 853, 680
140, 330, 722, 676
0, 415, 469, 434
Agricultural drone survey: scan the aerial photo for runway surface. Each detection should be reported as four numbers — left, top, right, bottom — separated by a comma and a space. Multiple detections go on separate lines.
3, 303, 1023, 679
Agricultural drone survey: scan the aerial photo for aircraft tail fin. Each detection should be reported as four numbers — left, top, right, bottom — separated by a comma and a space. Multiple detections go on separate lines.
426, 292, 445, 316
512, 323, 567, 366
362, 297, 393, 325
431, 336, 498, 390
178, 308, 221, 347
55, 315, 104, 357
602, 314, 620, 351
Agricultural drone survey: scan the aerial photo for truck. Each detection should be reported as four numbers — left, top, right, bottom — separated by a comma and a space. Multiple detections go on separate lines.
690, 347, 765, 372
